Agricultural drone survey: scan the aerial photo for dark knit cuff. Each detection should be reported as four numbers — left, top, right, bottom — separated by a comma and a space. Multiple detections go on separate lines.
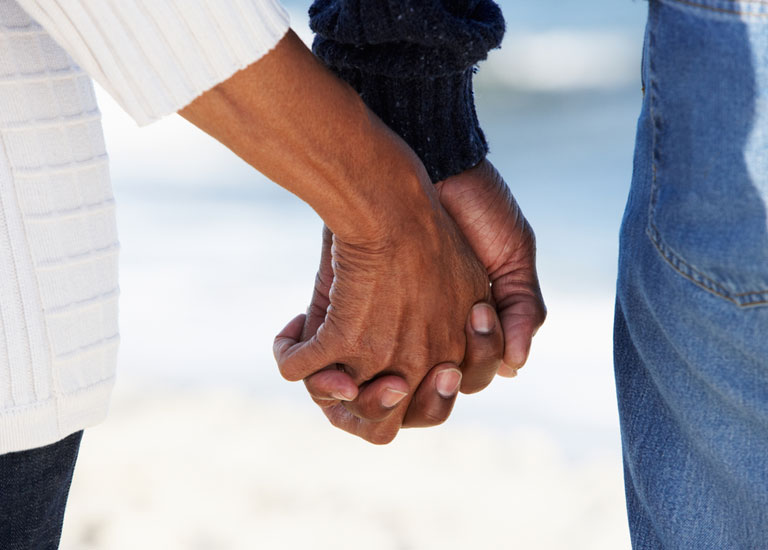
334, 66, 488, 183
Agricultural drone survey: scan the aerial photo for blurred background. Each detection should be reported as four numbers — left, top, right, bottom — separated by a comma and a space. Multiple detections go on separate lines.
60, 1, 647, 548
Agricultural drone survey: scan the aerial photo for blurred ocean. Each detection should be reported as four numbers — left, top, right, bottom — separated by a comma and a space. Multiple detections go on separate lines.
67, 2, 649, 548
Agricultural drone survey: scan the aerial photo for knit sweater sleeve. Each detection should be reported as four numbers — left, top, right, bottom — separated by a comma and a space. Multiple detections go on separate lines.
309, 0, 505, 182
15, 0, 290, 125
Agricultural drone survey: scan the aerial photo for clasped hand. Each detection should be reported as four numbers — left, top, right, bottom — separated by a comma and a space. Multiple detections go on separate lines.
275, 178, 490, 443
179, 31, 545, 442
275, 160, 546, 444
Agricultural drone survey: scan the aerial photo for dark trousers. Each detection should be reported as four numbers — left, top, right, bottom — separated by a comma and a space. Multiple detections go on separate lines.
0, 431, 83, 550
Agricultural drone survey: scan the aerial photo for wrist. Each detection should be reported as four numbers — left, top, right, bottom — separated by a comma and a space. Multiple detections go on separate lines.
320, 127, 441, 246
180, 30, 441, 243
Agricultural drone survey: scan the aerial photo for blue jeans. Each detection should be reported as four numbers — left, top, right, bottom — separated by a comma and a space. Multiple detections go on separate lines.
0, 431, 83, 550
616, 1, 768, 547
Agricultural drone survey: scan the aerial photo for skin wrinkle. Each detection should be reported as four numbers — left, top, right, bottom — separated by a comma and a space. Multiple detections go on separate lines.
489, 235, 536, 287
440, 165, 530, 281
328, 228, 474, 387
477, 186, 517, 275
310, 230, 432, 392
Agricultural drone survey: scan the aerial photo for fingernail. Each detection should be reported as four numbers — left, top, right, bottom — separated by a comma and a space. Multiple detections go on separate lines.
498, 365, 518, 378
332, 390, 355, 402
381, 388, 408, 409
470, 304, 496, 334
436, 369, 462, 398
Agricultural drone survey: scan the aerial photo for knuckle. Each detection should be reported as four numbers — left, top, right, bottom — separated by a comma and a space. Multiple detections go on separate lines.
421, 407, 449, 427
277, 354, 309, 382
358, 407, 390, 423
366, 429, 398, 446
461, 360, 500, 394
460, 378, 493, 395
314, 269, 332, 290
326, 405, 355, 431
311, 396, 339, 409
355, 417, 401, 445
344, 396, 392, 423
307, 301, 327, 320
537, 305, 548, 326
468, 332, 504, 357
303, 380, 325, 398
272, 339, 288, 361
279, 367, 304, 382
466, 355, 502, 372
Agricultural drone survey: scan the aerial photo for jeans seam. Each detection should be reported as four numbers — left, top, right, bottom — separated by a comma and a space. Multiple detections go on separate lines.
645, 4, 768, 307
646, 226, 768, 306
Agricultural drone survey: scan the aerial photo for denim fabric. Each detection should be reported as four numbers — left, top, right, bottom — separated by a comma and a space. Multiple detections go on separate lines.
616, 1, 768, 547
0, 431, 83, 550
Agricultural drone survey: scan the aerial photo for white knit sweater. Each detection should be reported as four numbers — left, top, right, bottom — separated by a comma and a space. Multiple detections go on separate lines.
0, 0, 289, 453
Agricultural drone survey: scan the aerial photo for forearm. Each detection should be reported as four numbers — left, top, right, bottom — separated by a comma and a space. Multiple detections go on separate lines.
179, 30, 435, 243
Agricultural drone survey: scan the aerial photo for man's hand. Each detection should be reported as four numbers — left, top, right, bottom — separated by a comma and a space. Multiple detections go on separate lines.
437, 159, 546, 383
301, 160, 545, 438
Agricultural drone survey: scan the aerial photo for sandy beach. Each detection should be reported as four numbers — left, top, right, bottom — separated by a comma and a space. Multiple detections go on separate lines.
59, 383, 630, 550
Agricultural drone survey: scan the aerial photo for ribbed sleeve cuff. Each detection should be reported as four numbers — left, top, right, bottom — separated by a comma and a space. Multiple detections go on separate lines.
335, 66, 488, 183
18, 0, 291, 125
0, 377, 113, 454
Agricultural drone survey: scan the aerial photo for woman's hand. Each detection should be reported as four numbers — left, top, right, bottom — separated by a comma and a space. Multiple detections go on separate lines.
274, 193, 491, 444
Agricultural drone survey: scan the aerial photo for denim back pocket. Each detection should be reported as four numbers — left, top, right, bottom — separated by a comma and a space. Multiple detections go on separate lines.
646, 0, 768, 306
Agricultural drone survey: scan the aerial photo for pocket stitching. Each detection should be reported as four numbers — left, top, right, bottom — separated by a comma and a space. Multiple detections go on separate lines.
645, 5, 768, 307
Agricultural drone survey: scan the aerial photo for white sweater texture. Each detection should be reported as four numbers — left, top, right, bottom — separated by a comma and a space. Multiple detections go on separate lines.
0, 0, 290, 453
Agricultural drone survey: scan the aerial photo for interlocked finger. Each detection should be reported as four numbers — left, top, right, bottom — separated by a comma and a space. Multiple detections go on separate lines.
460, 302, 505, 394
273, 313, 337, 381
402, 363, 462, 428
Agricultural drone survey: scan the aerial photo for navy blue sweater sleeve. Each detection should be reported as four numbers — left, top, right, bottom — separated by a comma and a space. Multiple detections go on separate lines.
309, 0, 505, 182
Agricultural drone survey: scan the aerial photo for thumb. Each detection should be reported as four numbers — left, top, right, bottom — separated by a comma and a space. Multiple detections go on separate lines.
493, 275, 546, 375
274, 313, 337, 381
302, 226, 334, 341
